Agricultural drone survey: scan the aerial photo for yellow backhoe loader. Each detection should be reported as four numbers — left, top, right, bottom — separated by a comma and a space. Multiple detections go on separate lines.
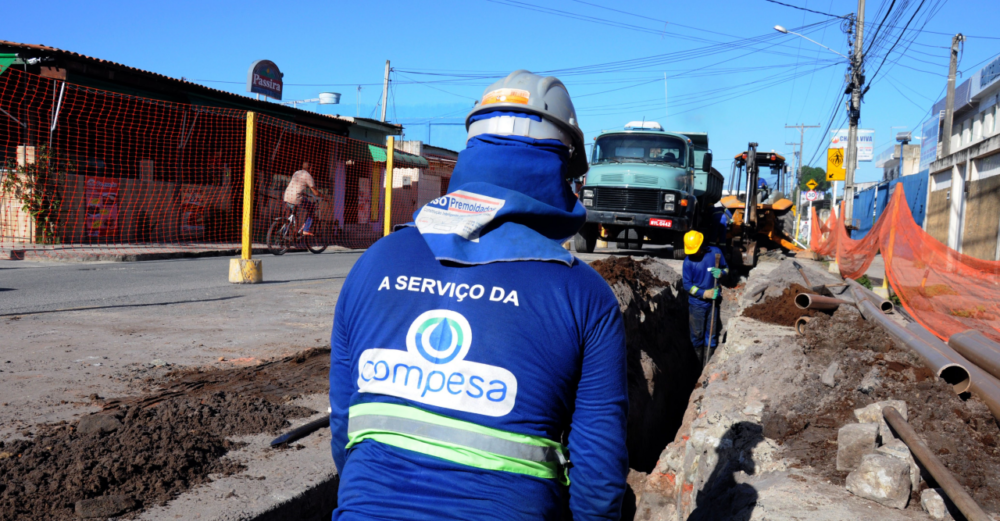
721, 142, 803, 268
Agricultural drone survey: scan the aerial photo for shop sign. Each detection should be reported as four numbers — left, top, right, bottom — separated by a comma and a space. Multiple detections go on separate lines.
247, 60, 283, 100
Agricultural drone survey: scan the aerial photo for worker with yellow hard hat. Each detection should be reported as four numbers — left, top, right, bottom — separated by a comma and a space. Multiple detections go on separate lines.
681, 230, 728, 365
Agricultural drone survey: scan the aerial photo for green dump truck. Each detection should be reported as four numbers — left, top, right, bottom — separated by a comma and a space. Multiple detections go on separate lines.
575, 121, 724, 257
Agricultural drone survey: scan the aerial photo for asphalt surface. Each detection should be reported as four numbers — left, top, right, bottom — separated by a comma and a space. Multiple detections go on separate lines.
0, 249, 364, 316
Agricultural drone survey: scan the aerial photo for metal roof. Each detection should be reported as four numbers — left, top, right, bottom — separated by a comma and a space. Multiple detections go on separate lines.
0, 40, 402, 133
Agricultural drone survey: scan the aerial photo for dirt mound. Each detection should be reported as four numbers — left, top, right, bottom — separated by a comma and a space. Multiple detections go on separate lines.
762, 307, 1000, 511
591, 256, 668, 293
742, 283, 823, 326
0, 348, 330, 521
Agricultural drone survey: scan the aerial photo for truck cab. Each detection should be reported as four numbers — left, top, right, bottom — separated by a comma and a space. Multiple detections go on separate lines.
575, 121, 722, 256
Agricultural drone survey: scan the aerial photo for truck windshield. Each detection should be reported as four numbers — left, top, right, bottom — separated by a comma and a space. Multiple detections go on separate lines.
593, 135, 686, 167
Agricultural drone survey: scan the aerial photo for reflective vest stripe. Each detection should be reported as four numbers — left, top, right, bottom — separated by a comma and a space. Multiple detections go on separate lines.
346, 403, 569, 484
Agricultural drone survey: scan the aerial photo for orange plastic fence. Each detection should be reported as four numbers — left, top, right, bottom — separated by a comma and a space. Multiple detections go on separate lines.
810, 186, 1000, 342
0, 68, 418, 259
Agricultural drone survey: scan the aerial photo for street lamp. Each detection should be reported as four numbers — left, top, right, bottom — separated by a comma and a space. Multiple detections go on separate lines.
281, 92, 342, 110
773, 25, 849, 60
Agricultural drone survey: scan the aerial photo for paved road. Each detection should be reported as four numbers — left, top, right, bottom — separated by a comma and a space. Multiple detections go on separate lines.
0, 249, 364, 316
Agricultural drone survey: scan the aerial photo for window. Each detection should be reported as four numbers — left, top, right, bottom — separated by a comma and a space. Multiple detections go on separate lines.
592, 135, 686, 167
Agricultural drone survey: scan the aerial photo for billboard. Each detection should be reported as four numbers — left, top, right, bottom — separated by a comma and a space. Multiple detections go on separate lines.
830, 129, 875, 161
920, 115, 940, 172
970, 53, 1000, 100
247, 60, 283, 100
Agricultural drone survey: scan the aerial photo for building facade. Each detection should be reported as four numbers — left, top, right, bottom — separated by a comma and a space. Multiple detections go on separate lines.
922, 52, 1000, 260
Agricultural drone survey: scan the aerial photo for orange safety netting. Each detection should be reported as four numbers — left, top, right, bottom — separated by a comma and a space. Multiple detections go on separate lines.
0, 68, 425, 259
810, 185, 1000, 343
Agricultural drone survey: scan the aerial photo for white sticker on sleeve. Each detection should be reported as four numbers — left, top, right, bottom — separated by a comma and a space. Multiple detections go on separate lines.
415, 190, 505, 242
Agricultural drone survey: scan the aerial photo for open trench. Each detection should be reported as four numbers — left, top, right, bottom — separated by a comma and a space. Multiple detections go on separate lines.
629, 257, 1000, 521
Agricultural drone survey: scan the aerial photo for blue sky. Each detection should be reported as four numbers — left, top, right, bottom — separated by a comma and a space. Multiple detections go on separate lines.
7, 0, 1000, 185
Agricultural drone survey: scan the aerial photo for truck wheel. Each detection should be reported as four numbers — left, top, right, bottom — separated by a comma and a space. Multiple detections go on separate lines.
673, 244, 687, 260
574, 224, 598, 253
616, 229, 643, 251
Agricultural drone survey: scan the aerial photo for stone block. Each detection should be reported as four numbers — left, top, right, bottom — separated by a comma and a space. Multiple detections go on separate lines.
855, 400, 907, 441
76, 414, 122, 435
836, 422, 879, 471
845, 453, 911, 509
821, 361, 839, 387
920, 488, 953, 520
877, 438, 921, 490
75, 495, 136, 518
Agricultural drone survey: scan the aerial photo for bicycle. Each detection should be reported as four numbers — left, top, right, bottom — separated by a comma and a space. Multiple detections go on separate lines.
267, 204, 327, 255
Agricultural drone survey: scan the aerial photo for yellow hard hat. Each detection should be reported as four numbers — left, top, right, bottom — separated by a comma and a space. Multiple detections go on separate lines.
684, 230, 704, 255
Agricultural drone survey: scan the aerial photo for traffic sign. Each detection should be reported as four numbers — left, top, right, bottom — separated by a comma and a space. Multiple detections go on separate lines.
827, 148, 846, 181
806, 179, 818, 190
806, 190, 818, 201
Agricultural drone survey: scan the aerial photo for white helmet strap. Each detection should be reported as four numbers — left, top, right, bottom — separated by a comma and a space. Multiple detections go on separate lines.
467, 114, 573, 148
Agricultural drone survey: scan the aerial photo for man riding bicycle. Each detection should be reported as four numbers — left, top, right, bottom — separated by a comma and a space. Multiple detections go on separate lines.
283, 161, 319, 236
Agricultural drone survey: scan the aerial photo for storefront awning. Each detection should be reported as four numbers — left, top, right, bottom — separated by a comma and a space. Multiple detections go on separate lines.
368, 145, 429, 168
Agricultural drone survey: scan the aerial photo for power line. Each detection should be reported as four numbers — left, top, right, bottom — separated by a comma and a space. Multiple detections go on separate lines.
764, 0, 846, 18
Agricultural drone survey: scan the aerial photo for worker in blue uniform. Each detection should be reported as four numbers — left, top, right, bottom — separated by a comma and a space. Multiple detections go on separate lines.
682, 230, 728, 365
329, 70, 629, 520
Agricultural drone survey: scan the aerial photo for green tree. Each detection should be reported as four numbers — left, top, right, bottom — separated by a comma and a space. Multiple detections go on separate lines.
798, 165, 831, 192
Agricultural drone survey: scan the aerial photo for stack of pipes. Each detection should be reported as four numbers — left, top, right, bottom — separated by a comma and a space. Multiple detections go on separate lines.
840, 278, 999, 520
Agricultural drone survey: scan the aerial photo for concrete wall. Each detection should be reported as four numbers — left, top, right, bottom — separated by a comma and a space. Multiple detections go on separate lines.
962, 173, 1000, 260
926, 190, 950, 245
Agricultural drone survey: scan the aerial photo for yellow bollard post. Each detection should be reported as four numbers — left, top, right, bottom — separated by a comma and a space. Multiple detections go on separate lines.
230, 111, 263, 283
383, 136, 395, 237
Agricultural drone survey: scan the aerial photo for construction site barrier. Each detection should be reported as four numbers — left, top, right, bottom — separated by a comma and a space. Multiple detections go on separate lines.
810, 185, 1000, 343
0, 68, 419, 260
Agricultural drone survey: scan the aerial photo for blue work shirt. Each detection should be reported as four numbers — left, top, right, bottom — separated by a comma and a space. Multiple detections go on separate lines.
683, 246, 728, 309
329, 227, 628, 520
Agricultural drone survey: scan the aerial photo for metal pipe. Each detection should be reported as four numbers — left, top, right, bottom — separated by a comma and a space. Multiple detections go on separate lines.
908, 324, 1000, 420
795, 316, 811, 335
858, 300, 971, 393
845, 278, 893, 313
794, 293, 849, 310
882, 406, 991, 521
950, 331, 1000, 382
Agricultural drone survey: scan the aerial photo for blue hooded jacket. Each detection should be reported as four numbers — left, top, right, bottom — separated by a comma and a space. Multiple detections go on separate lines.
329, 132, 628, 520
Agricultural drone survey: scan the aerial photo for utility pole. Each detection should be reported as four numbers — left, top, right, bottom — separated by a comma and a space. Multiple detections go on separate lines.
787, 124, 819, 245
843, 0, 866, 228
942, 34, 965, 158
785, 123, 820, 199
380, 60, 390, 123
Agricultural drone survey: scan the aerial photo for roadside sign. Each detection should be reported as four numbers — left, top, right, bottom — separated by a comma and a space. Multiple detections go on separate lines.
806, 190, 818, 201
827, 148, 846, 181
806, 179, 818, 190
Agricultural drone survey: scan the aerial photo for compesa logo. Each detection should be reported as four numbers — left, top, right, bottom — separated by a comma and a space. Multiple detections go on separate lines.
408, 310, 471, 365
357, 310, 517, 417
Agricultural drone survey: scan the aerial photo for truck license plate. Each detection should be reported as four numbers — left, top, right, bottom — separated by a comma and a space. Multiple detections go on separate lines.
649, 218, 672, 228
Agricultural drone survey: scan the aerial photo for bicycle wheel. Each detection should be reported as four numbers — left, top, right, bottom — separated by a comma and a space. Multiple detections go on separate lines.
267, 220, 290, 256
306, 223, 328, 254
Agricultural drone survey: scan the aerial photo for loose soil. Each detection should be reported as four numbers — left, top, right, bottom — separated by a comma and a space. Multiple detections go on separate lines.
590, 256, 667, 294
742, 283, 824, 327
761, 306, 1000, 512
0, 348, 330, 521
